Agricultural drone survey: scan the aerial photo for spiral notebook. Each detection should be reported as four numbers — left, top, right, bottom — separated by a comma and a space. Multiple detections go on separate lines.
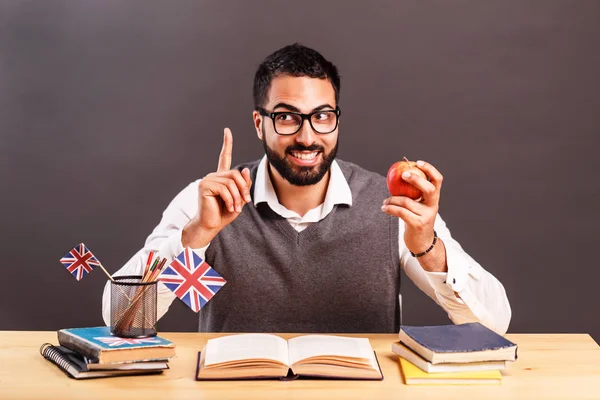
40, 343, 168, 379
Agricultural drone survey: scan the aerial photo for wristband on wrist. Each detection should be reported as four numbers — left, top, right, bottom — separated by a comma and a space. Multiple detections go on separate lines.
409, 230, 437, 258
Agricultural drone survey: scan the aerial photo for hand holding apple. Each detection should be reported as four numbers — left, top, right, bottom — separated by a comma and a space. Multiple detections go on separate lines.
382, 158, 445, 268
386, 157, 428, 200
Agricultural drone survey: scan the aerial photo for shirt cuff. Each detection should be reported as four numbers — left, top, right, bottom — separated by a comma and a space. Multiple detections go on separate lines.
425, 243, 481, 301
155, 229, 210, 261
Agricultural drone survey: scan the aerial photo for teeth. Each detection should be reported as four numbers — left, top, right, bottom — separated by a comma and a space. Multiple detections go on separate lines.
291, 151, 318, 160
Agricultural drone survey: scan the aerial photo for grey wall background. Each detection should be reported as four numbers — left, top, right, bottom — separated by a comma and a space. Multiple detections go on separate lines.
1, 0, 599, 341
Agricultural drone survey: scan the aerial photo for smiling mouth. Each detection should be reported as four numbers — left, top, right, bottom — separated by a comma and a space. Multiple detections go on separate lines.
289, 151, 321, 161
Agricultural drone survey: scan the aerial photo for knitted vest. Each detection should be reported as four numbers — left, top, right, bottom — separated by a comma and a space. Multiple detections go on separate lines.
201, 159, 400, 333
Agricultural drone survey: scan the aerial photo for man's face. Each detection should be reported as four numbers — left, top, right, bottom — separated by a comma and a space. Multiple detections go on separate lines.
255, 75, 339, 186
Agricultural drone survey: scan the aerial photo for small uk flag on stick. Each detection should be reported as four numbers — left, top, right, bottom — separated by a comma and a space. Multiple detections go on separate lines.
59, 243, 113, 281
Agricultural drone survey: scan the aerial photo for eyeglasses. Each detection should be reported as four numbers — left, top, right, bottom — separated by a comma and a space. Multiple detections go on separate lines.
257, 107, 341, 135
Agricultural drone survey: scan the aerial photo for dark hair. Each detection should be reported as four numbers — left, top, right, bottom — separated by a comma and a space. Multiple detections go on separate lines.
253, 43, 341, 109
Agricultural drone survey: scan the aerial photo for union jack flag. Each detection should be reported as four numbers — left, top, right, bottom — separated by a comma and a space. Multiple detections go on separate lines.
59, 243, 102, 281
158, 248, 226, 313
94, 336, 161, 347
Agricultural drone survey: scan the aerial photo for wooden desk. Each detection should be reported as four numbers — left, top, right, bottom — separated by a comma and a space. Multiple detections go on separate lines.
0, 332, 598, 400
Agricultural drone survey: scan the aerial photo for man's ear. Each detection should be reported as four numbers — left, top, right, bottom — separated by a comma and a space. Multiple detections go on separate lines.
252, 110, 262, 140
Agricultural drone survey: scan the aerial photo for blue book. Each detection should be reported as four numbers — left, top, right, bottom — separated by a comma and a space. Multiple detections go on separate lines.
57, 326, 176, 364
399, 323, 517, 365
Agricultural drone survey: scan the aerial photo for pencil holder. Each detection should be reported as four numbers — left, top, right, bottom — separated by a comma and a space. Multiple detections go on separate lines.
110, 275, 157, 338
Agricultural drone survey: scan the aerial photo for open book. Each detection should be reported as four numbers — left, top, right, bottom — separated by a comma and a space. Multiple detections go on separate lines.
195, 334, 383, 381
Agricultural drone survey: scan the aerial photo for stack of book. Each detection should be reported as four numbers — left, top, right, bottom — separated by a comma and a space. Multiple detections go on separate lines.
392, 322, 518, 385
40, 326, 176, 379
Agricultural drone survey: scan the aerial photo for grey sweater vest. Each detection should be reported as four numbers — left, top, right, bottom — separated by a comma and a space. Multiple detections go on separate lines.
201, 159, 400, 333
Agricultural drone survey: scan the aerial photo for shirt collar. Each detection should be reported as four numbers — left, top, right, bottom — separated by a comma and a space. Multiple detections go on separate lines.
253, 155, 353, 212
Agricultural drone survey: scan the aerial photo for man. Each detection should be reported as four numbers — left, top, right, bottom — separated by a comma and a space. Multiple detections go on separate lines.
102, 44, 511, 334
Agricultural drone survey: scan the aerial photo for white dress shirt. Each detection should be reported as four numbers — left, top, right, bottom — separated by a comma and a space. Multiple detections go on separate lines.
102, 156, 511, 334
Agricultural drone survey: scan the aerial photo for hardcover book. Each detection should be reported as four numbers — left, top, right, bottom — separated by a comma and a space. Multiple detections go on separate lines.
392, 341, 507, 373
195, 333, 383, 381
40, 343, 168, 379
57, 326, 176, 364
399, 323, 518, 364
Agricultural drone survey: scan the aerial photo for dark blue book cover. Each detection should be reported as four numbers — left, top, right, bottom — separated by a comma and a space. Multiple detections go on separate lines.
400, 323, 517, 354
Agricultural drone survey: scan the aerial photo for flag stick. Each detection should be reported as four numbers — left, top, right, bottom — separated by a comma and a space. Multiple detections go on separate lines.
98, 263, 114, 282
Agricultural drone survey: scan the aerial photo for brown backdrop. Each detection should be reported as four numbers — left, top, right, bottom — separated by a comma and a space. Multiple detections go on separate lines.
1, 0, 599, 341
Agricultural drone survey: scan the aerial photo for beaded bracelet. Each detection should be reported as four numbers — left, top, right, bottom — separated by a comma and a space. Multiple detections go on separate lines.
409, 230, 438, 258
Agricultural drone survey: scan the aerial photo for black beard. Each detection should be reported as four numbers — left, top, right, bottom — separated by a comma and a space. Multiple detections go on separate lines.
261, 130, 338, 187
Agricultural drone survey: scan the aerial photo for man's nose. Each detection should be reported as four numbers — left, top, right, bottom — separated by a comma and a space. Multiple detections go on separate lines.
294, 119, 317, 146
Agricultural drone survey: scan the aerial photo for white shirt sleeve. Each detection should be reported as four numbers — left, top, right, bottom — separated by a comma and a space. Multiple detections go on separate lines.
400, 214, 512, 335
101, 179, 209, 325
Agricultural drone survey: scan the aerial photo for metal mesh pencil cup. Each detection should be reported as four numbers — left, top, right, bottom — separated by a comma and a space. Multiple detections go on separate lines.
110, 275, 157, 338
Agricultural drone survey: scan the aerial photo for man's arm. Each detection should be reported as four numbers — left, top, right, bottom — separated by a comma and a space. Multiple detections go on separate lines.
399, 215, 512, 335
102, 128, 252, 325
101, 179, 205, 325
382, 160, 511, 334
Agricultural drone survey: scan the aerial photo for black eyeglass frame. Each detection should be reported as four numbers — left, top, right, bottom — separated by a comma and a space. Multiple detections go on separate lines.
256, 106, 341, 135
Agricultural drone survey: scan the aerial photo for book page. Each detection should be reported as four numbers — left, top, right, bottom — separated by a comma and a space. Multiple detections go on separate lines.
203, 333, 289, 367
287, 335, 374, 366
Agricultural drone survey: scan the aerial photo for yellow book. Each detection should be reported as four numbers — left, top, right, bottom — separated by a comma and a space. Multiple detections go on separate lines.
399, 357, 502, 385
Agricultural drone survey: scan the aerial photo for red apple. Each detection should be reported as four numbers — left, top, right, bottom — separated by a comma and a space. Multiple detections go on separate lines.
386, 157, 427, 200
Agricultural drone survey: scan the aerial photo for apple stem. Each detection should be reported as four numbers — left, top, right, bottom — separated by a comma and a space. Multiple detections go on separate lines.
403, 156, 410, 163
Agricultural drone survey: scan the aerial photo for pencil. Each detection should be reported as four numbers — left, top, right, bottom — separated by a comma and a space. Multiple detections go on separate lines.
143, 251, 155, 280
150, 258, 167, 282
143, 258, 159, 282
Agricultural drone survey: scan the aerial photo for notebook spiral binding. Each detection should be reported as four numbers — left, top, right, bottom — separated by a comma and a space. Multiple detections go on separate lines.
40, 343, 74, 376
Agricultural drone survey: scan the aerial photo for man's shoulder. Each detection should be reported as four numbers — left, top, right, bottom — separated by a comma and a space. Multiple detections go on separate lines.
335, 159, 389, 202
336, 159, 386, 184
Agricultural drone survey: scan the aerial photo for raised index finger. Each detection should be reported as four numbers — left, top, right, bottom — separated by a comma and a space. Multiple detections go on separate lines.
217, 128, 233, 172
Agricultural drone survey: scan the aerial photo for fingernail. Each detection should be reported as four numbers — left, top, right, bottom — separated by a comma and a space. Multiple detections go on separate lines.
236, 205, 242, 213
245, 194, 252, 202
402, 171, 411, 179
383, 199, 389, 205
417, 160, 424, 167
381, 205, 387, 211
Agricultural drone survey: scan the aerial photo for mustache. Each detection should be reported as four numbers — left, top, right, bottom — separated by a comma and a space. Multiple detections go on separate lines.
285, 144, 325, 153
